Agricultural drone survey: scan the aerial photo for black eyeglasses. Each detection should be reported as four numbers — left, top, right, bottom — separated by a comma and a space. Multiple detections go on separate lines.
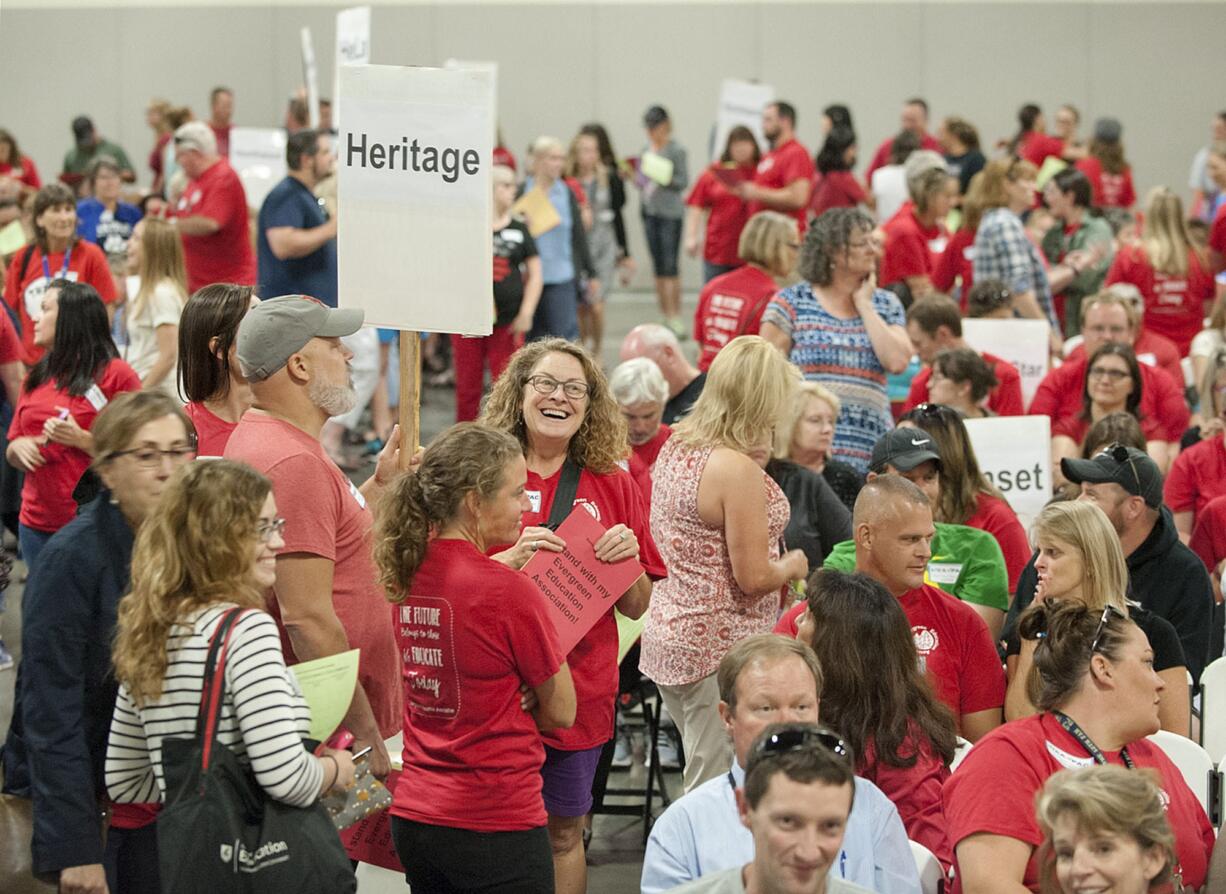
751, 726, 852, 765
1090, 604, 1127, 654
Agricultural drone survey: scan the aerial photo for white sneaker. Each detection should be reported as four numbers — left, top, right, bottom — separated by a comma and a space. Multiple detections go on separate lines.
611, 733, 633, 768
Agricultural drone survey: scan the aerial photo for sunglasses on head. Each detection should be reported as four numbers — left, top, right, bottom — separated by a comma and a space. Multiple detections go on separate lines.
1090, 603, 1127, 655
751, 727, 852, 765
1099, 442, 1144, 500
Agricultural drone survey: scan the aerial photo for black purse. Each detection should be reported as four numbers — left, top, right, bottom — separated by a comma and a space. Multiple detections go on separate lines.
156, 608, 356, 894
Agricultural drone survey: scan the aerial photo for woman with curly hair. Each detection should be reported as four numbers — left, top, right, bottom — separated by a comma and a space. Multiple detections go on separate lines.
641, 335, 808, 793
373, 422, 575, 893
479, 337, 664, 894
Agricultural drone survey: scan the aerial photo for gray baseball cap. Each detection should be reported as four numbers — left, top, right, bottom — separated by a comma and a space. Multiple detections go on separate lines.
236, 295, 364, 382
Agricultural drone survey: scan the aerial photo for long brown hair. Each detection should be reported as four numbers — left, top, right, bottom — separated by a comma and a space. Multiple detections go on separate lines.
802, 569, 958, 768
900, 403, 1003, 524
131, 219, 188, 323
112, 461, 270, 704
177, 283, 255, 403
373, 423, 523, 598
480, 338, 627, 473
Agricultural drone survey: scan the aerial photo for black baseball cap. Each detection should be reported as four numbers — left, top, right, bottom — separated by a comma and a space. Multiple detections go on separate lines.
1061, 444, 1163, 508
869, 429, 942, 474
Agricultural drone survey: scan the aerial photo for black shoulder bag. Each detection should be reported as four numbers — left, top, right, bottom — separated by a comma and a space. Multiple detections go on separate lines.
545, 457, 582, 529
156, 608, 356, 894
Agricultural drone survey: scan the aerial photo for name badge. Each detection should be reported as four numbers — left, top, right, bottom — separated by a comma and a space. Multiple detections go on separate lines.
527, 490, 542, 513
927, 561, 962, 585
84, 384, 108, 411
501, 227, 524, 244
347, 478, 367, 509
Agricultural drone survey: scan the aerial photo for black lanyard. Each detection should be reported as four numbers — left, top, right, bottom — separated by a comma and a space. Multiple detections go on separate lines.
1052, 711, 1135, 769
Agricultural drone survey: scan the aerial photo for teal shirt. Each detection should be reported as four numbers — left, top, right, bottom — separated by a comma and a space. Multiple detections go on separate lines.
823, 521, 1009, 611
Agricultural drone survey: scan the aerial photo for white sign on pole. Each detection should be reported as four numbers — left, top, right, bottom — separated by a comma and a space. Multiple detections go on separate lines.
964, 415, 1051, 532
332, 6, 371, 128
300, 26, 321, 129
713, 79, 774, 161
228, 128, 287, 211
337, 64, 494, 335
962, 318, 1050, 411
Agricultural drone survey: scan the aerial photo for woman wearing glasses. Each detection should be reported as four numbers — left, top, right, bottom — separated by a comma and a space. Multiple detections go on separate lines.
944, 598, 1213, 894
4, 393, 194, 894
760, 207, 912, 474
1003, 500, 1188, 734
1051, 343, 1172, 480
6, 280, 141, 571
481, 338, 663, 894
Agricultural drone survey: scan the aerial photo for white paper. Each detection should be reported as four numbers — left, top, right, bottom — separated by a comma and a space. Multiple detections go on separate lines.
962, 318, 1051, 411
300, 26, 321, 129
228, 127, 287, 210
337, 64, 493, 335
332, 6, 371, 128
712, 79, 774, 163
963, 415, 1052, 532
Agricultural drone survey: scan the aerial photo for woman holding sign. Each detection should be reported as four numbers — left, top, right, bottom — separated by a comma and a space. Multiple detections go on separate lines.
482, 339, 663, 894
373, 422, 576, 893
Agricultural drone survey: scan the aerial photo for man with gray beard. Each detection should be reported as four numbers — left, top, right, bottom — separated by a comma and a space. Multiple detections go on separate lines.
225, 294, 403, 778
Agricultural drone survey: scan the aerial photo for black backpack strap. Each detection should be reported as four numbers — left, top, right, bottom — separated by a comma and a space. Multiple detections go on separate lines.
546, 457, 582, 530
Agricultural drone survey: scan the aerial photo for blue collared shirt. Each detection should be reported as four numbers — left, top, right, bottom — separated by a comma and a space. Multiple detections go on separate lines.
641, 762, 921, 894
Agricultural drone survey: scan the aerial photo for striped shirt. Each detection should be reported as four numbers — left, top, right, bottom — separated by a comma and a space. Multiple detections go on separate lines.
762, 284, 906, 473
972, 207, 1058, 328
106, 604, 323, 809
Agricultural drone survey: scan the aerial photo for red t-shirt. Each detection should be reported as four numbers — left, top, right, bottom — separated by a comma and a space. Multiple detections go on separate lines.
391, 538, 564, 831
508, 465, 666, 751
903, 351, 1024, 418
943, 713, 1214, 893
0, 311, 21, 365
0, 156, 41, 190
1075, 157, 1136, 209
810, 170, 867, 219
964, 492, 1031, 593
933, 227, 975, 297
183, 401, 240, 458
686, 165, 756, 267
861, 734, 952, 871
223, 413, 402, 738
1211, 203, 1226, 261
7, 358, 140, 532
173, 158, 256, 293
210, 123, 232, 160
3, 241, 118, 365
1105, 246, 1215, 356
776, 583, 1005, 727
1018, 132, 1065, 168
881, 207, 947, 286
1029, 356, 1190, 443
748, 139, 816, 231
1065, 329, 1185, 393
865, 132, 944, 182
1164, 436, 1226, 520
1189, 494, 1226, 572
693, 265, 780, 371
628, 424, 672, 508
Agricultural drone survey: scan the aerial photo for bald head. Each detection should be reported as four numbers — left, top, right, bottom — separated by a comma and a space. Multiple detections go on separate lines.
852, 476, 934, 597
852, 475, 930, 527
620, 323, 695, 395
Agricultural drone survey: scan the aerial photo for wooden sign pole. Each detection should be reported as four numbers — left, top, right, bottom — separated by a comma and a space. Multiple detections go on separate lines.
398, 330, 421, 471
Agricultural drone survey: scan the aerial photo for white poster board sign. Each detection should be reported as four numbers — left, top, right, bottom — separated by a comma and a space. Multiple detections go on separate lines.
332, 6, 371, 128
228, 127, 287, 210
962, 318, 1050, 411
338, 64, 493, 334
713, 79, 774, 161
300, 26, 321, 129
964, 415, 1051, 533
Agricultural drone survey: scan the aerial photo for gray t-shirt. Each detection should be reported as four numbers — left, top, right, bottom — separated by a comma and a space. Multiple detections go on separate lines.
666, 866, 876, 894
641, 139, 689, 219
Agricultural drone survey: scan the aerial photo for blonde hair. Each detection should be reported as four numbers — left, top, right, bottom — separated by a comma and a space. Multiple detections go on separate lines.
1033, 501, 1130, 611
1080, 290, 1139, 331
909, 167, 955, 215
674, 335, 799, 452
131, 219, 187, 324
1036, 765, 1175, 893
564, 132, 608, 189
977, 157, 1038, 209
480, 338, 627, 473
1141, 187, 1203, 278
1198, 345, 1226, 418
737, 211, 798, 277
112, 461, 271, 705
774, 381, 841, 459
491, 164, 516, 187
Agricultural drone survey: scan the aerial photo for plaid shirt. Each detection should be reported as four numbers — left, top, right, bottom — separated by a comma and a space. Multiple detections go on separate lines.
973, 207, 1057, 327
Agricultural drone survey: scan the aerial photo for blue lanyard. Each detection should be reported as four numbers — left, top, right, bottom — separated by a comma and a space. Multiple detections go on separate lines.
41, 244, 72, 283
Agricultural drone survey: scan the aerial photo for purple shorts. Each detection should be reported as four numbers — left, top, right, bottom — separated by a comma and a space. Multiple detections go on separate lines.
540, 743, 604, 817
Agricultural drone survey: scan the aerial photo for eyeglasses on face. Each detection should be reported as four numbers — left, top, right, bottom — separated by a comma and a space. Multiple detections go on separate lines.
110, 446, 197, 468
256, 517, 287, 543
527, 375, 590, 400
1087, 366, 1129, 382
751, 726, 852, 765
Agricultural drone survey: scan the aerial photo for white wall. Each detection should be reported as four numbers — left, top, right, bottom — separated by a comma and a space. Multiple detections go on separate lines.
3, 1, 1224, 288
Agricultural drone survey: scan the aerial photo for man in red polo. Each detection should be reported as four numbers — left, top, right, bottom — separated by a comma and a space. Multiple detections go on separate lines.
1063, 288, 1183, 388
738, 101, 815, 232
1029, 292, 1190, 443
903, 294, 1024, 415
865, 98, 944, 183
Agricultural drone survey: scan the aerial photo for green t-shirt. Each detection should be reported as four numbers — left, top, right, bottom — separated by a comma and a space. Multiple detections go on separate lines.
62, 139, 134, 177
822, 521, 1009, 611
1039, 215, 1115, 301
